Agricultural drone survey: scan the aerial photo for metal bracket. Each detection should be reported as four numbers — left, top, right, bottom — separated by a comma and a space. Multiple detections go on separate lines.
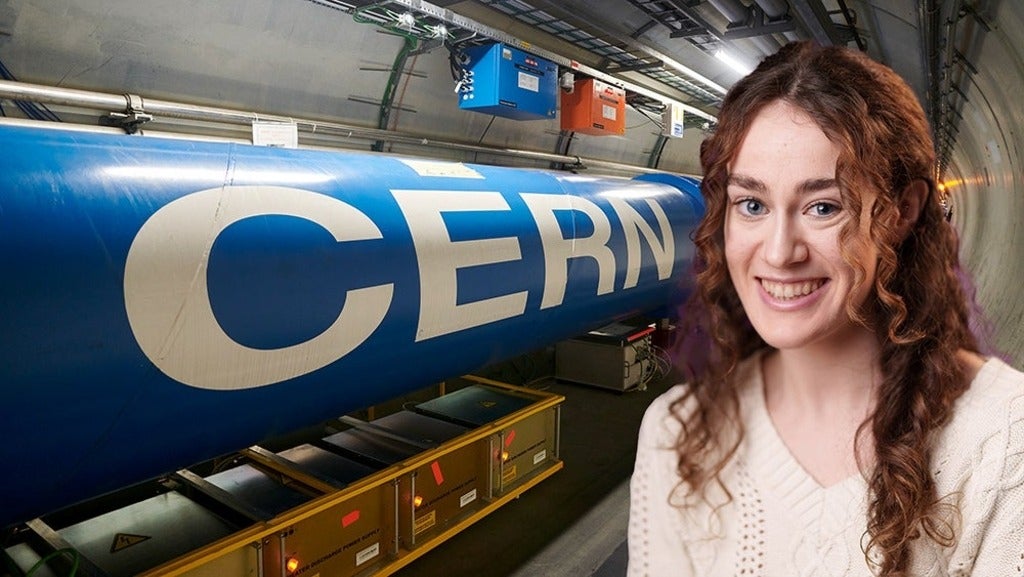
106, 93, 153, 134
957, 3, 992, 31
952, 49, 979, 75
722, 4, 796, 40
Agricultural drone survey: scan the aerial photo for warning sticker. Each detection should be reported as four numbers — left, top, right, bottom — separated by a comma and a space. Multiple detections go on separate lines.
414, 510, 437, 535
502, 464, 518, 485
110, 533, 151, 553
460, 488, 478, 508
602, 104, 617, 121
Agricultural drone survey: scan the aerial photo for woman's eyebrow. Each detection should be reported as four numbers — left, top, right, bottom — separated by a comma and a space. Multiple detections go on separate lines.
796, 177, 840, 194
726, 173, 767, 193
726, 173, 839, 195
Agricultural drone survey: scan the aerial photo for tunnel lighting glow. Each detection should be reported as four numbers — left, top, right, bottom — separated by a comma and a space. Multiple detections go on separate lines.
501, 450, 510, 462
286, 557, 300, 573
714, 49, 754, 76
413, 495, 424, 507
940, 178, 980, 190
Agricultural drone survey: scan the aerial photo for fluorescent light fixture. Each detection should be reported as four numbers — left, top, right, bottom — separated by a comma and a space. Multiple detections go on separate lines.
396, 12, 416, 31
430, 23, 449, 39
714, 49, 754, 76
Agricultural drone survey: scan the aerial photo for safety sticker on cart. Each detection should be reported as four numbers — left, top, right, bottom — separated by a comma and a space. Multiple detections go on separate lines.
502, 464, 517, 484
356, 542, 380, 566
110, 533, 150, 553
533, 449, 547, 465
414, 510, 437, 535
460, 488, 478, 508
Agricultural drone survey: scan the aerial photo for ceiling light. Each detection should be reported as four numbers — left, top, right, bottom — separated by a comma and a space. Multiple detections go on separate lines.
714, 49, 754, 76
396, 12, 416, 31
430, 24, 449, 39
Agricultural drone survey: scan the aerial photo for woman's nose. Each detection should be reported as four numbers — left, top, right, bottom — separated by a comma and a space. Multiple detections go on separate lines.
763, 216, 809, 267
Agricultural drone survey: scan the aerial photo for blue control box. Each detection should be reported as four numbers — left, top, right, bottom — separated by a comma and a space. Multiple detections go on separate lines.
458, 43, 558, 120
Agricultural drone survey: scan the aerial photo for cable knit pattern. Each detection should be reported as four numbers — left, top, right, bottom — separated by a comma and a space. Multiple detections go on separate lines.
628, 354, 1024, 577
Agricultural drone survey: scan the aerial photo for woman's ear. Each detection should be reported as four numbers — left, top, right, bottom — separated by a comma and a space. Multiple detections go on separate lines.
896, 180, 929, 241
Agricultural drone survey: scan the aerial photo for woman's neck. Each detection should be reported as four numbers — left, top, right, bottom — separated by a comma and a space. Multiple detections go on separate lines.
760, 332, 882, 486
763, 328, 882, 417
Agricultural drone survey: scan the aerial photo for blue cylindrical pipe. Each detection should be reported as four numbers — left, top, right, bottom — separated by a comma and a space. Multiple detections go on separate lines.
0, 124, 702, 527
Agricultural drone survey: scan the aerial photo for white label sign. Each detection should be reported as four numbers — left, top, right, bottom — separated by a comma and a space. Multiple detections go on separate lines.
518, 72, 539, 93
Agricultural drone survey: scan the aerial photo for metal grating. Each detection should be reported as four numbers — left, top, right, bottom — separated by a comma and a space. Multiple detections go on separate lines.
475, 0, 722, 106
626, 0, 721, 53
305, 0, 720, 124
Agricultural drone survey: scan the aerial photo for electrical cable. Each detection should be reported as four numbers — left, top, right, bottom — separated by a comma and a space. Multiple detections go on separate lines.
476, 115, 495, 144
0, 57, 61, 122
24, 547, 79, 577
650, 344, 673, 381
628, 102, 663, 131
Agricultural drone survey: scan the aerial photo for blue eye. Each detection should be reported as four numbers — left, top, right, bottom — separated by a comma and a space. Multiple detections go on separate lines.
809, 202, 840, 217
738, 198, 766, 216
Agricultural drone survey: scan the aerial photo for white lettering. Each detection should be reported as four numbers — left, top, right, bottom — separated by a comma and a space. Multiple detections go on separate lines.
123, 185, 393, 390
607, 197, 674, 288
521, 194, 615, 309
391, 190, 528, 341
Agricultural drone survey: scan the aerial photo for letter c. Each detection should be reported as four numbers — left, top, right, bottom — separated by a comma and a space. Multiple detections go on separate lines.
123, 185, 393, 390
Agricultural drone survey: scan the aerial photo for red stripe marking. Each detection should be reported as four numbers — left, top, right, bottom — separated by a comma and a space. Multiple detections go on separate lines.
342, 510, 360, 528
431, 461, 444, 485
505, 429, 516, 447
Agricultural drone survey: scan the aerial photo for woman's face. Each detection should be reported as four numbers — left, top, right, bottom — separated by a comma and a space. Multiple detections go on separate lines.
723, 100, 878, 351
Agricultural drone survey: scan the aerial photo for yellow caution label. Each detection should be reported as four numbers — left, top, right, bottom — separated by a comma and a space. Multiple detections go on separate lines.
413, 510, 436, 535
502, 464, 518, 485
110, 532, 151, 553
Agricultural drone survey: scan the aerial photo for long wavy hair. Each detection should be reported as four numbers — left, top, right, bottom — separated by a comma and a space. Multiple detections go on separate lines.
672, 41, 979, 575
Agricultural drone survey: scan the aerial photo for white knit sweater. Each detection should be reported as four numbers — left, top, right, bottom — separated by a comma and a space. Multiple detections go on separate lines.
628, 354, 1024, 577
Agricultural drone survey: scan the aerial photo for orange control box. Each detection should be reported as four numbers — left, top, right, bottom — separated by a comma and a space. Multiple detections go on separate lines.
560, 78, 626, 135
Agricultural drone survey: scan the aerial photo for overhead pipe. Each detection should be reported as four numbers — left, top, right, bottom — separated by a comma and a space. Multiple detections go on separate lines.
0, 79, 666, 176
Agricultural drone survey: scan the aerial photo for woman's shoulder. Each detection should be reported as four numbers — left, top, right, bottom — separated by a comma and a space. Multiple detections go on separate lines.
637, 353, 763, 447
637, 383, 689, 448
949, 355, 1024, 429
935, 355, 1024, 481
931, 356, 1024, 570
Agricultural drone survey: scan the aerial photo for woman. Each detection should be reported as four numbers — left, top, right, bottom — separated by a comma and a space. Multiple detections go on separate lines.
629, 41, 1024, 576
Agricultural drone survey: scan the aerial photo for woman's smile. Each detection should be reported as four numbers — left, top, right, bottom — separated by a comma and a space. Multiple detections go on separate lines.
758, 278, 827, 301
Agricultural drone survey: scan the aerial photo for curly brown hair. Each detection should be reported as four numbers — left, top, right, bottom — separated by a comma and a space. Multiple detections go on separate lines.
671, 41, 980, 575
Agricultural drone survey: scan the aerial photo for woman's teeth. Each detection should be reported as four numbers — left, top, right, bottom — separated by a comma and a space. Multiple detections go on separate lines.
760, 279, 824, 300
